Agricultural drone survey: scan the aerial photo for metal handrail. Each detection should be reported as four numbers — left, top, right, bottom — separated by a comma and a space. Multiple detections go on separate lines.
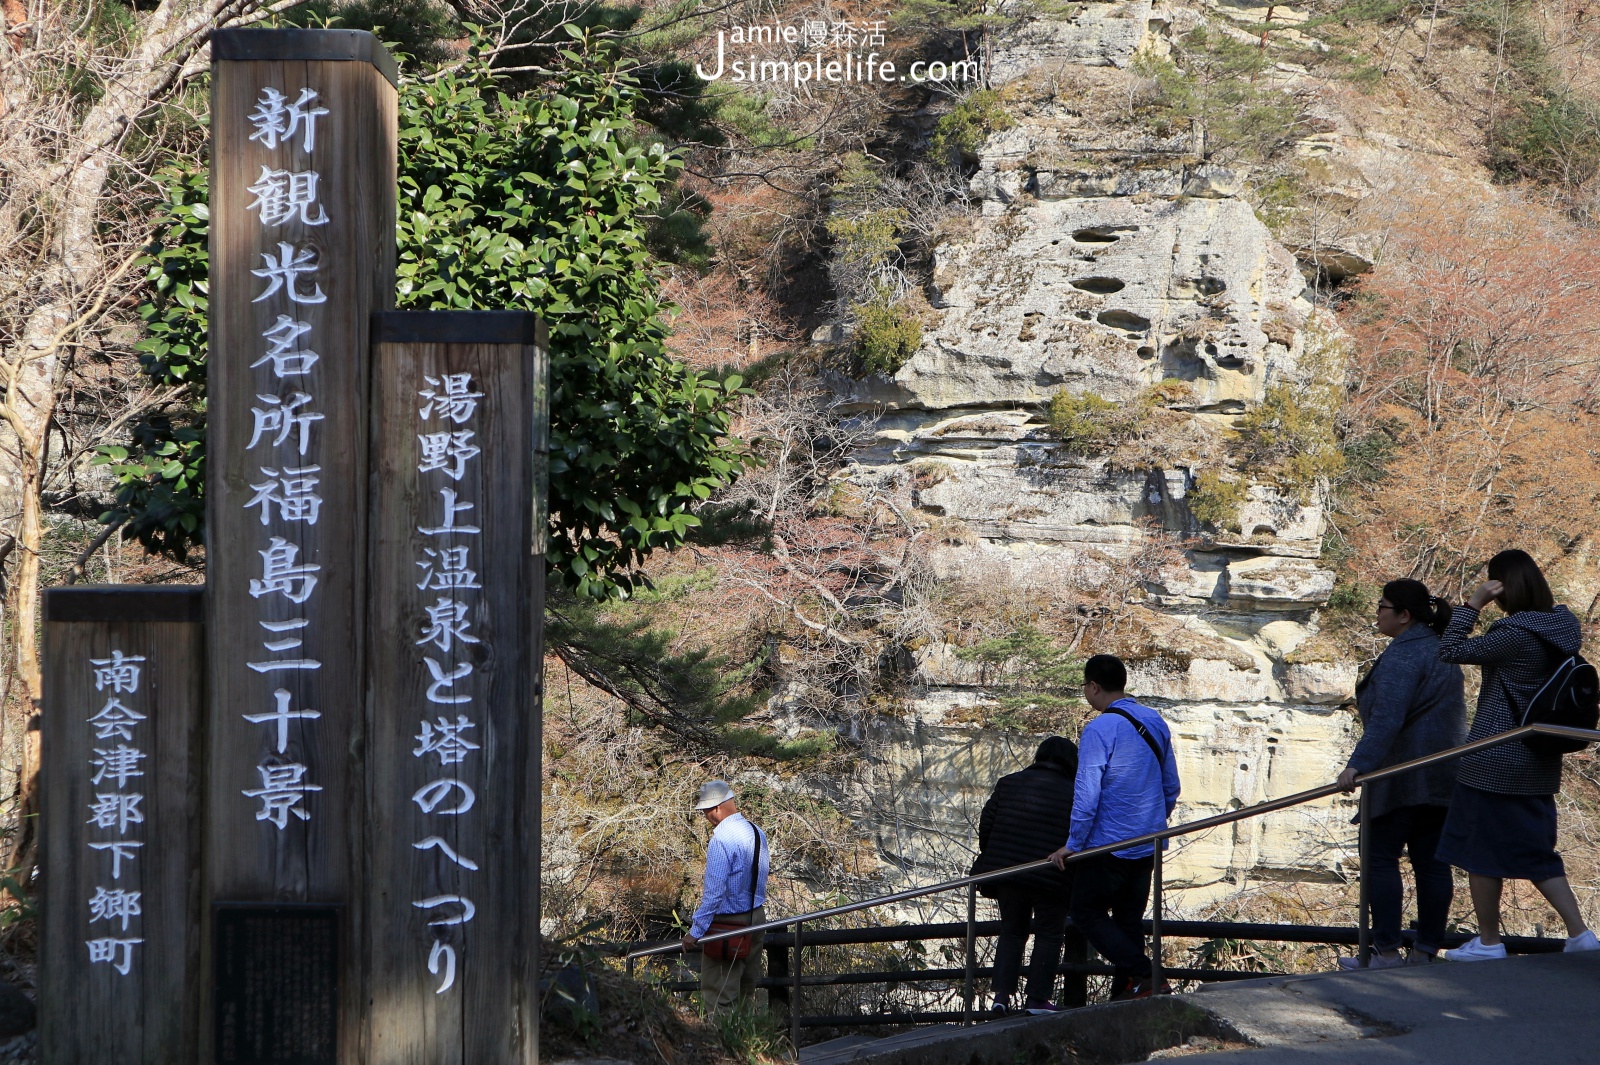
628, 722, 1600, 961
633, 721, 1600, 1055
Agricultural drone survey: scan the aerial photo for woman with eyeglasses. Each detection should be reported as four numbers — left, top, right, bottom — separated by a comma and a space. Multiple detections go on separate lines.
1335, 579, 1466, 968
1434, 549, 1598, 960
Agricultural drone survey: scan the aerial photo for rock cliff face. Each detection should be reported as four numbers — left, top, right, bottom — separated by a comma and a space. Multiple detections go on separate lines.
827, 1, 1364, 907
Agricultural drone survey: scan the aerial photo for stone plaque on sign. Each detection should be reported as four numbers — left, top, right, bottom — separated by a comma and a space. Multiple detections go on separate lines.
214, 905, 339, 1065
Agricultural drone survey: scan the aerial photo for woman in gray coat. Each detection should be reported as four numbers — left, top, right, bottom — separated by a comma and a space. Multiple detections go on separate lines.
1336, 579, 1466, 968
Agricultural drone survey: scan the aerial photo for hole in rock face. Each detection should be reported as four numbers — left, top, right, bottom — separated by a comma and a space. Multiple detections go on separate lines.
1051, 239, 1061, 245
1196, 276, 1227, 296
1215, 354, 1247, 369
1204, 342, 1219, 357
1070, 276, 1126, 294
1137, 346, 1155, 358
1075, 310, 1092, 321
1098, 309, 1151, 332
1073, 226, 1128, 243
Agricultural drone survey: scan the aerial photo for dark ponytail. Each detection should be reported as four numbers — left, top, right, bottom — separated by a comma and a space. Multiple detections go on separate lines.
1382, 578, 1453, 636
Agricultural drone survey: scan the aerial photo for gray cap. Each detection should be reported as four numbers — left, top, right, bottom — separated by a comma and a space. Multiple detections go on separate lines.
694, 780, 735, 810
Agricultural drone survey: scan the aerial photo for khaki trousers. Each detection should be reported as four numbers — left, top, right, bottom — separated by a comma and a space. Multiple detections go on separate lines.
699, 904, 766, 1014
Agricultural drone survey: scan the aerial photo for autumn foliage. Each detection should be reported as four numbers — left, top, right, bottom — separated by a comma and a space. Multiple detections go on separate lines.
1342, 192, 1600, 607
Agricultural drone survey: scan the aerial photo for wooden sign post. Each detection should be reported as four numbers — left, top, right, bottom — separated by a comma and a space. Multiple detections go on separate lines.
40, 586, 205, 1065
44, 28, 551, 1065
366, 312, 548, 1064
205, 29, 396, 1065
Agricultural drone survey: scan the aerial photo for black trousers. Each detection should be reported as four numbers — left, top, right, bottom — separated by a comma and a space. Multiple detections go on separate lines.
1367, 804, 1452, 953
991, 888, 1070, 1005
1069, 852, 1154, 983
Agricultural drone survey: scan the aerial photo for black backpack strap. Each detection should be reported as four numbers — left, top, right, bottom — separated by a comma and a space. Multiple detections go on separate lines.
748, 823, 763, 915
1105, 706, 1167, 764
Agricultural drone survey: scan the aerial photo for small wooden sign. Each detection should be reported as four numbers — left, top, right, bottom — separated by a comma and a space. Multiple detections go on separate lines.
40, 586, 205, 1065
213, 905, 340, 1065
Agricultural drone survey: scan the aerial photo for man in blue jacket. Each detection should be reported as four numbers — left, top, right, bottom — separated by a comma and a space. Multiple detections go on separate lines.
1050, 654, 1180, 1000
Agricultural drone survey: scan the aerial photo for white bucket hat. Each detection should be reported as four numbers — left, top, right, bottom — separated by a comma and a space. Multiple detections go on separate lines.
694, 779, 735, 810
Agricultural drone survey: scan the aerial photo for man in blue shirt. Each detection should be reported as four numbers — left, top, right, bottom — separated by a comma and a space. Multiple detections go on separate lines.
1049, 654, 1180, 1000
683, 780, 770, 1014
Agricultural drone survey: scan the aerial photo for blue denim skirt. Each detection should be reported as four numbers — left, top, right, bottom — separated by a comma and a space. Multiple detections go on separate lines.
1435, 782, 1565, 881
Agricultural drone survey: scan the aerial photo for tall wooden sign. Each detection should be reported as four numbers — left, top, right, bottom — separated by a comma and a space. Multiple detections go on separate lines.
206, 29, 396, 1065
366, 312, 548, 1063
40, 586, 205, 1065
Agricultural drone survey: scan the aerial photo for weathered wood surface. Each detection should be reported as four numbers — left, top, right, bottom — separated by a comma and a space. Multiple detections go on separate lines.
366, 313, 547, 1064
206, 30, 396, 1065
40, 586, 204, 1065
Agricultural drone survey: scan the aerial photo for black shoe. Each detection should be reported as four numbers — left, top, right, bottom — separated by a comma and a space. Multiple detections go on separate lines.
989, 997, 1014, 1017
1126, 978, 1175, 999
1108, 976, 1136, 1002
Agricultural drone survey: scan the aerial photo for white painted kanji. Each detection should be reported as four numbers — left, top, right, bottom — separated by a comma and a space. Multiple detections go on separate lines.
416, 430, 480, 480
416, 488, 479, 536
89, 744, 146, 789
252, 316, 319, 377
416, 597, 479, 654
246, 617, 322, 673
416, 546, 480, 591
418, 373, 483, 423
246, 166, 329, 227
251, 242, 326, 305
86, 937, 143, 976
86, 697, 146, 741
85, 793, 144, 835
242, 762, 322, 829
250, 536, 321, 604
88, 886, 142, 931
244, 465, 323, 525
87, 841, 143, 880
247, 392, 324, 455
413, 715, 480, 766
247, 86, 329, 153
89, 650, 145, 694
243, 688, 322, 754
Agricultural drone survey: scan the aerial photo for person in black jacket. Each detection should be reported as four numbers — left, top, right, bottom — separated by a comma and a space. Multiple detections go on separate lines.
970, 735, 1079, 1015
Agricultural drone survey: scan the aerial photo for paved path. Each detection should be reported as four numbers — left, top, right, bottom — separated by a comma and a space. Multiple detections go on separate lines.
802, 951, 1600, 1064
1189, 951, 1600, 1063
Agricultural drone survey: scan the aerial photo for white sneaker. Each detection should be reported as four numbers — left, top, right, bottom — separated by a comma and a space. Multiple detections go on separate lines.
1565, 929, 1600, 952
1443, 936, 1507, 962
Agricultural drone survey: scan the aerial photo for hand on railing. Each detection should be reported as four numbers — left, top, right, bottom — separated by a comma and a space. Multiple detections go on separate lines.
1336, 767, 1358, 793
1047, 845, 1073, 870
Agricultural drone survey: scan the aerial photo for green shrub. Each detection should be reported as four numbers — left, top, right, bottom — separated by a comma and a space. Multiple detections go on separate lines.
929, 88, 1015, 164
1188, 470, 1247, 531
1133, 27, 1303, 163
1048, 390, 1124, 451
1047, 381, 1192, 456
854, 294, 923, 376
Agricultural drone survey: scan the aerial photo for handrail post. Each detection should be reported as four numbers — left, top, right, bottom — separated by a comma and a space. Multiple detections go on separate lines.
963, 884, 977, 1025
627, 954, 635, 979
1357, 784, 1371, 967
1150, 844, 1164, 993
791, 921, 803, 1060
